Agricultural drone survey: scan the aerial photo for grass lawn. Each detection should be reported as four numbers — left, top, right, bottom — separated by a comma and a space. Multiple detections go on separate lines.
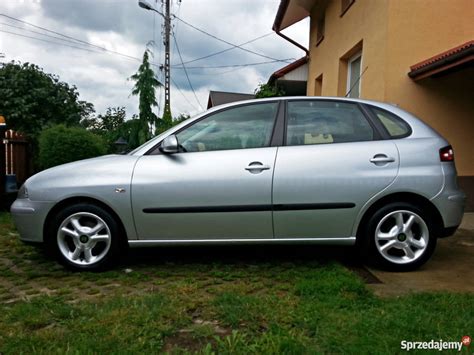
0, 211, 472, 354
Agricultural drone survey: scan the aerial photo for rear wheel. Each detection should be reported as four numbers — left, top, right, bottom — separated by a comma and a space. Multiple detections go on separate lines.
47, 203, 122, 271
363, 202, 437, 271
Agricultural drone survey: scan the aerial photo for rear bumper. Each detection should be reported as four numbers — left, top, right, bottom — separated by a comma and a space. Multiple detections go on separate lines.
431, 191, 465, 230
10, 199, 55, 243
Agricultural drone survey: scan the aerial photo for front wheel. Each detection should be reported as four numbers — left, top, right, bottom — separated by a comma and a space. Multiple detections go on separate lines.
47, 203, 122, 271
363, 202, 437, 271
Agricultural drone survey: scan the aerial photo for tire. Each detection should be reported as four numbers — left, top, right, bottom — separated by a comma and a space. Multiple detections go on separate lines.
46, 203, 123, 271
360, 202, 437, 271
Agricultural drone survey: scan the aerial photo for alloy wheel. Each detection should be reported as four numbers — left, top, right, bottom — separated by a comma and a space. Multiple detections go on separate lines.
374, 210, 429, 265
57, 212, 112, 266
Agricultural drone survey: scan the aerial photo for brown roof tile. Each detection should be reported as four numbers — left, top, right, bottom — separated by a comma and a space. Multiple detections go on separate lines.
410, 40, 474, 71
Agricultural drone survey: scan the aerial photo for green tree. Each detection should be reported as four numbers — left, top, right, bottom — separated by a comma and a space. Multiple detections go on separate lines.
82, 107, 127, 153
254, 83, 285, 98
155, 113, 190, 135
129, 50, 162, 144
117, 116, 146, 150
39, 125, 106, 169
0, 61, 94, 140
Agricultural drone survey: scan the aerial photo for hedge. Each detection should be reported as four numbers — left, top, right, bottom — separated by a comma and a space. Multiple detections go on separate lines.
39, 125, 107, 169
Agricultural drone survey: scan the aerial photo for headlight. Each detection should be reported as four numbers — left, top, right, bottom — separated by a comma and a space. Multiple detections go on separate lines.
17, 184, 29, 199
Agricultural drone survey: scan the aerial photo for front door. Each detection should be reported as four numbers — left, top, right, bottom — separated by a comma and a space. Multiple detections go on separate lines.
272, 100, 399, 239
132, 101, 280, 240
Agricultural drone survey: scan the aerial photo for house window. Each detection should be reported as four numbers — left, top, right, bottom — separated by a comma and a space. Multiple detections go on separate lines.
316, 15, 325, 45
346, 52, 362, 98
341, 0, 355, 16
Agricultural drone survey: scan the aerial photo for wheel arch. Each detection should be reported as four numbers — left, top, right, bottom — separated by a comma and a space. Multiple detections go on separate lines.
355, 192, 444, 241
43, 196, 129, 248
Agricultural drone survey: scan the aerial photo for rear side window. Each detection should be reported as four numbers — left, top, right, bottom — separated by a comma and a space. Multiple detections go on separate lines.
371, 107, 411, 138
286, 101, 374, 145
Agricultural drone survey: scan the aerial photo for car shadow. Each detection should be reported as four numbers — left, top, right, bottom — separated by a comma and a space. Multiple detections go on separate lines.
121, 245, 382, 284
122, 244, 361, 268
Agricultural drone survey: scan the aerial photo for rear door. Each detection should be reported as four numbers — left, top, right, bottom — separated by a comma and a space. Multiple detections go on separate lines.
272, 100, 399, 239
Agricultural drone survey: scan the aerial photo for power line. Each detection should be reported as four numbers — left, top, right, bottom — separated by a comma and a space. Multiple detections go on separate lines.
175, 32, 274, 66
0, 22, 96, 48
0, 29, 109, 55
171, 76, 199, 111
1, 26, 283, 74
180, 65, 258, 76
1, 27, 283, 73
172, 59, 283, 69
1, 13, 291, 73
173, 15, 293, 63
0, 14, 107, 51
0, 26, 165, 70
0, 14, 145, 63
172, 29, 203, 110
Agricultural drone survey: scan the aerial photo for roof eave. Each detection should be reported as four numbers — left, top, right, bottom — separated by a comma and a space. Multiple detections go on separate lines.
269, 57, 308, 84
272, 0, 314, 32
408, 41, 474, 81
272, 0, 290, 32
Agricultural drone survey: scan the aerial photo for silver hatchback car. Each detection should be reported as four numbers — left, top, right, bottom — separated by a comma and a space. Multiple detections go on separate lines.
11, 97, 465, 271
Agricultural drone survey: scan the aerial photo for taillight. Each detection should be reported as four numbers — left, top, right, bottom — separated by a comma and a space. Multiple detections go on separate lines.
440, 146, 454, 162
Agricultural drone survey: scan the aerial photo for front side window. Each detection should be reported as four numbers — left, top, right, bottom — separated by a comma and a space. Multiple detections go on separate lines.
176, 102, 278, 153
286, 101, 374, 145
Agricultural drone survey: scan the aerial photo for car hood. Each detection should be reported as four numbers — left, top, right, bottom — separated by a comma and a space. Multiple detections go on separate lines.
25, 155, 140, 201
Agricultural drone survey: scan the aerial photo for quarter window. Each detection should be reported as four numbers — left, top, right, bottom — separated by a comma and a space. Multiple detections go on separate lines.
371, 107, 411, 138
286, 101, 374, 145
176, 102, 278, 153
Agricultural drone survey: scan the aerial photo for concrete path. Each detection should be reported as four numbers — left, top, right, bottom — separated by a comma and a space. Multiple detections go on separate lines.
369, 213, 474, 296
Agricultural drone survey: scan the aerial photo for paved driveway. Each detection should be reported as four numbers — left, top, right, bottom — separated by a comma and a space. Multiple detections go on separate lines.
369, 213, 474, 296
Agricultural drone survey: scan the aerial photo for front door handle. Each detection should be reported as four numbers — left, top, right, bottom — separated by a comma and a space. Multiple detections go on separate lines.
245, 162, 270, 173
370, 155, 395, 164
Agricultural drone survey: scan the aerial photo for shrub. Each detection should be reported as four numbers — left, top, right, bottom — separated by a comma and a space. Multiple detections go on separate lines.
39, 125, 107, 169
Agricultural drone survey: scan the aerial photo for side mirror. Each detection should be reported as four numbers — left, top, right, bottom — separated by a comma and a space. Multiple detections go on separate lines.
159, 134, 179, 154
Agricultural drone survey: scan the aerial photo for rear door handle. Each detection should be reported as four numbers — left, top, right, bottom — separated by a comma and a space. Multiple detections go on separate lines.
245, 162, 270, 172
370, 155, 395, 164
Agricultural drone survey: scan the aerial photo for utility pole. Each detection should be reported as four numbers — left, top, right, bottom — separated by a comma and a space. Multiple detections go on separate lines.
163, 0, 172, 119
139, 0, 172, 118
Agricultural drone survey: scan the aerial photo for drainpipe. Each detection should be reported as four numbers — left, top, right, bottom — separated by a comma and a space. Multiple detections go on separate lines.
272, 0, 309, 57
274, 30, 309, 57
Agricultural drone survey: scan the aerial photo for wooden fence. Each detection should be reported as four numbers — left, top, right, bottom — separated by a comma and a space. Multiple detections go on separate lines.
3, 130, 31, 189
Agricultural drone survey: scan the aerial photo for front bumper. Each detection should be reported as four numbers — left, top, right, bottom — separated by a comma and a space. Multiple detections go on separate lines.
10, 199, 55, 243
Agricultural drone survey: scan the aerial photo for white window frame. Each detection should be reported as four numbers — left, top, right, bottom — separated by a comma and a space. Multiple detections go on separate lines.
346, 51, 362, 98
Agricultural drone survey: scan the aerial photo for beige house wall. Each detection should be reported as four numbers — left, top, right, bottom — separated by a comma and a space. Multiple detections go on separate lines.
384, 0, 474, 176
306, 0, 474, 176
307, 0, 390, 99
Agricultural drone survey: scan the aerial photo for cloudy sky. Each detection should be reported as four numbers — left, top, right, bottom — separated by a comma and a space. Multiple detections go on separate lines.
0, 0, 308, 118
